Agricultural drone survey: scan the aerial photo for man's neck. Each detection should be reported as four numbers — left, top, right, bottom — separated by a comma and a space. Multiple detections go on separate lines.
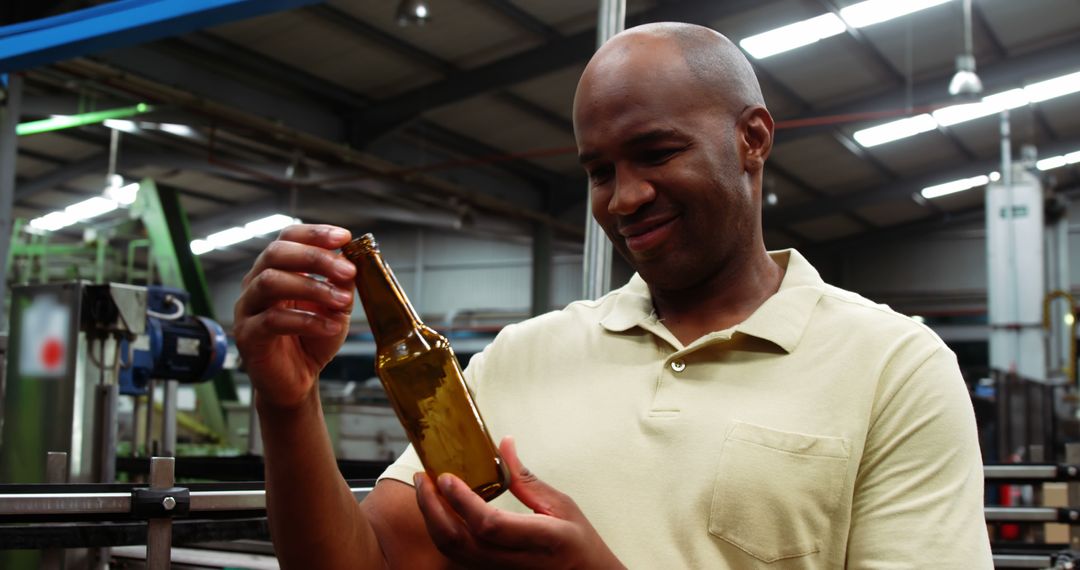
650, 249, 785, 347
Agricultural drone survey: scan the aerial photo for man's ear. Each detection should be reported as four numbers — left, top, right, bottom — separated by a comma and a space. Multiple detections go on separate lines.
740, 106, 774, 173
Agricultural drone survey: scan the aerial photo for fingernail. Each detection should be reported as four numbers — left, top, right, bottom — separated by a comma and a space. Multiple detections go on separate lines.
413, 474, 422, 489
323, 318, 342, 333
438, 474, 453, 494
335, 261, 355, 280
333, 288, 351, 303
330, 228, 350, 241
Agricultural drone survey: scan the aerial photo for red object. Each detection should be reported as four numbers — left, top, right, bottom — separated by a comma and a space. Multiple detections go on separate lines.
40, 337, 64, 370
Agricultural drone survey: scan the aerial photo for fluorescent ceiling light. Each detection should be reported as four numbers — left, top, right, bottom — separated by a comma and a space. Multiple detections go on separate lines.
922, 150, 1078, 200
29, 211, 78, 232
191, 213, 301, 255
103, 119, 138, 133
1037, 156, 1068, 171
932, 88, 1029, 127
67, 196, 118, 220
206, 227, 253, 249
190, 239, 214, 255
852, 113, 937, 147
158, 123, 195, 137
1025, 70, 1080, 102
920, 174, 989, 199
1035, 149, 1080, 171
245, 214, 297, 236
739, 13, 845, 59
856, 70, 1080, 148
105, 182, 140, 205
840, 0, 953, 29
739, 0, 954, 59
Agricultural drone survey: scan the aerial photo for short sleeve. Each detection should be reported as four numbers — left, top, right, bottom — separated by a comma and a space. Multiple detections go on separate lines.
846, 346, 992, 567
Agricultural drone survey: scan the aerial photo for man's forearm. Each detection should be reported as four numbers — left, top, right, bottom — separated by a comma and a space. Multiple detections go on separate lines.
259, 388, 384, 569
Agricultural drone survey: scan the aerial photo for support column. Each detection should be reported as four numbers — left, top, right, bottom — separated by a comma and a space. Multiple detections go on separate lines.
582, 0, 625, 299
531, 221, 552, 316
0, 74, 22, 330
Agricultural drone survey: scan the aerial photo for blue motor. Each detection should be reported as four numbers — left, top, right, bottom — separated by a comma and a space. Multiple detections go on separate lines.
119, 286, 227, 396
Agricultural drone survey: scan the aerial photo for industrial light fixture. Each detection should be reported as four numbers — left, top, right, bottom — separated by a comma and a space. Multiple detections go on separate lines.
947, 0, 983, 99
840, 0, 952, 28
740, 14, 845, 59
396, 0, 430, 26
853, 68, 1080, 148
919, 146, 1080, 200
852, 114, 938, 147
190, 214, 299, 256
740, 0, 955, 59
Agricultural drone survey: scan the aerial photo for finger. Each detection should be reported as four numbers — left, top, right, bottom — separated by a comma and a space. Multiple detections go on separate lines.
501, 437, 572, 518
243, 239, 356, 289
437, 473, 562, 552
277, 223, 353, 249
237, 268, 353, 317
414, 473, 482, 562
236, 306, 345, 338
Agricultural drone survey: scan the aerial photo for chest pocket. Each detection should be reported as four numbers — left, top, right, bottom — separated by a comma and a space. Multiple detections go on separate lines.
709, 421, 850, 564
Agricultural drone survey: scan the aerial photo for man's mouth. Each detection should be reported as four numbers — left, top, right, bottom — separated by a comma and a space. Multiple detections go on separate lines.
619, 216, 677, 253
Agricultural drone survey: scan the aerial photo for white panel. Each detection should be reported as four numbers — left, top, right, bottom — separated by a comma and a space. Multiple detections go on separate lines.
985, 169, 1045, 379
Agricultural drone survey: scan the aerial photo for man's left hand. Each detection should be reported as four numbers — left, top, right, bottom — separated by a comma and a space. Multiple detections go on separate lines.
414, 437, 625, 569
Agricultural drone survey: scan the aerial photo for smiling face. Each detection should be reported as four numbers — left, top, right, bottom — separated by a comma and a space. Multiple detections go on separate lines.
573, 29, 770, 292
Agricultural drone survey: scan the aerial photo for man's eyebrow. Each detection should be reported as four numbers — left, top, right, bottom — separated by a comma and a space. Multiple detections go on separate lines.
625, 128, 682, 147
578, 129, 683, 165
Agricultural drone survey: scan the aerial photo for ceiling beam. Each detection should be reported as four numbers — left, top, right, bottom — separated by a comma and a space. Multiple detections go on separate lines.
0, 0, 326, 71
303, 5, 573, 138
349, 0, 779, 135
90, 41, 572, 199
475, 0, 562, 41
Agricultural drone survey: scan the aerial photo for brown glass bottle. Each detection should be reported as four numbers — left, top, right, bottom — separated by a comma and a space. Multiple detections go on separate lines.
342, 233, 508, 501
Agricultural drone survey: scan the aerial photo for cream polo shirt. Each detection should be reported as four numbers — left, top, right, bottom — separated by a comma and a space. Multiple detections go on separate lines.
380, 249, 992, 569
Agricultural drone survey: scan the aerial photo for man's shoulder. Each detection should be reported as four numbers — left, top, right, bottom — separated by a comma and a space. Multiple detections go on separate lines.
814, 282, 947, 349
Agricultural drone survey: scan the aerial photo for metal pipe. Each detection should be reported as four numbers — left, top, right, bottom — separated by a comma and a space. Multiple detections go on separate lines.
42, 452, 69, 570
983, 464, 1059, 480
146, 457, 173, 570
582, 0, 625, 299
162, 380, 177, 457
983, 506, 1058, 522
0, 486, 374, 516
94, 383, 118, 484
962, 0, 974, 57
1043, 290, 1077, 386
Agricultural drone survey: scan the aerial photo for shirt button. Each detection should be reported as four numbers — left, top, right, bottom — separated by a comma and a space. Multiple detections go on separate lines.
670, 360, 686, 372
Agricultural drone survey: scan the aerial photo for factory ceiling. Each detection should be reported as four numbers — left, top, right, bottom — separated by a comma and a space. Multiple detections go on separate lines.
8, 0, 1080, 274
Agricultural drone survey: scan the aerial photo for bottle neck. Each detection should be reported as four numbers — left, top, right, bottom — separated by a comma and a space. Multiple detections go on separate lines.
350, 247, 423, 344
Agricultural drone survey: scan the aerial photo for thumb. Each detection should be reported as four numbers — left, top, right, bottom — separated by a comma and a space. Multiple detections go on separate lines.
501, 436, 573, 518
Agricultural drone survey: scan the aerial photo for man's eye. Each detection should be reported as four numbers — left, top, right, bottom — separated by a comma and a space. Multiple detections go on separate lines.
587, 166, 613, 185
643, 148, 679, 164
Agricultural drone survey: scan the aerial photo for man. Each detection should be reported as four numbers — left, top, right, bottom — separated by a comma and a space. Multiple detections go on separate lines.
234, 23, 992, 568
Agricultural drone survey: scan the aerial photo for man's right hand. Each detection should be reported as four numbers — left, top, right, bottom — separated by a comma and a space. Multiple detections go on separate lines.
233, 224, 356, 411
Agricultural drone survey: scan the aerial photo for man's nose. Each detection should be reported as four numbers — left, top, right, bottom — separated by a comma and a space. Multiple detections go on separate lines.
608, 168, 656, 216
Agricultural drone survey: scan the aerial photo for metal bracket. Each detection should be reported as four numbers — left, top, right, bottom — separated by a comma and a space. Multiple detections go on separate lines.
131, 486, 189, 519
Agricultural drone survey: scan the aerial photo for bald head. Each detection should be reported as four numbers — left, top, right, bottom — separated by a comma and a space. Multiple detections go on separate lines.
576, 23, 765, 118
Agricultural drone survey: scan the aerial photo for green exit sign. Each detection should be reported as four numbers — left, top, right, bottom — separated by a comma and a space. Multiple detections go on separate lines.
1000, 205, 1029, 218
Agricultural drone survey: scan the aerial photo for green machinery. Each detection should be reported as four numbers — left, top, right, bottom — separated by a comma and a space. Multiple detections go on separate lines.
3, 178, 237, 473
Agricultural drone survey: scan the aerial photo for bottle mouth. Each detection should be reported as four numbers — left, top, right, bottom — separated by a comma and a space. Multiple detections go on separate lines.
342, 233, 378, 260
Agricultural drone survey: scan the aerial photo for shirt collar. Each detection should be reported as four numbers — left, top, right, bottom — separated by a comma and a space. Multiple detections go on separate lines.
598, 249, 824, 353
